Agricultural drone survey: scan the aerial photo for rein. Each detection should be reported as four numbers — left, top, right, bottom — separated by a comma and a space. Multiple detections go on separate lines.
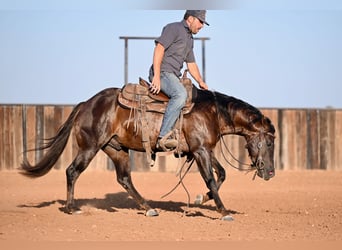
218, 134, 256, 172
161, 157, 195, 207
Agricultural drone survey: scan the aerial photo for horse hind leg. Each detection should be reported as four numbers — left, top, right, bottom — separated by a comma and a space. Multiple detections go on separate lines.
103, 145, 158, 217
65, 148, 98, 214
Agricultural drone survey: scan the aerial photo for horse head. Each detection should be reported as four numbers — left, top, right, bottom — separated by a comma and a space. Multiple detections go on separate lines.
245, 131, 275, 180
245, 116, 276, 181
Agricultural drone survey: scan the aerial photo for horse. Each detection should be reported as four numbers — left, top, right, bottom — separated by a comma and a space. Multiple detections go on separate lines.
20, 84, 276, 221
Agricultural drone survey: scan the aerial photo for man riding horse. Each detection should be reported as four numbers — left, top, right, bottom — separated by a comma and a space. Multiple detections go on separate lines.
149, 10, 209, 150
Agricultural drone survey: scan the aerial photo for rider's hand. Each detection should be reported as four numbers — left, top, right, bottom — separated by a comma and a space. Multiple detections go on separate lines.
150, 78, 161, 94
199, 81, 208, 90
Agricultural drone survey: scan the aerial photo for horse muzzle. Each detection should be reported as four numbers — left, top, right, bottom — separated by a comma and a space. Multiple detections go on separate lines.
255, 158, 275, 181
257, 167, 275, 181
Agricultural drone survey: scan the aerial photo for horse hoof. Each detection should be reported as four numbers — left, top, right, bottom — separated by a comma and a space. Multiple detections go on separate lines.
194, 194, 204, 205
149, 159, 155, 167
145, 209, 159, 217
221, 215, 234, 221
64, 206, 82, 215
73, 209, 83, 215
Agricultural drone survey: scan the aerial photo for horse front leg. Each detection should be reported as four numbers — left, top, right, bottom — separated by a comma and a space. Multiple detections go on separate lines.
194, 148, 233, 221
103, 146, 158, 217
195, 155, 226, 205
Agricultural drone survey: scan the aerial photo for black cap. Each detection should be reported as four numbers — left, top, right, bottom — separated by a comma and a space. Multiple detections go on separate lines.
185, 10, 209, 26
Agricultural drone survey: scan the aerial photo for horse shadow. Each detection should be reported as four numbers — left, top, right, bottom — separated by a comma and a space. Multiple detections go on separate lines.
17, 192, 241, 219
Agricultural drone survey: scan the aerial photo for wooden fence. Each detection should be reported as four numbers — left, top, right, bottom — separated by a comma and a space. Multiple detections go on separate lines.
0, 104, 341, 171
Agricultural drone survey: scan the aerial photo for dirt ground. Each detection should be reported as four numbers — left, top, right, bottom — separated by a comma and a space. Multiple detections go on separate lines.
1, 168, 342, 245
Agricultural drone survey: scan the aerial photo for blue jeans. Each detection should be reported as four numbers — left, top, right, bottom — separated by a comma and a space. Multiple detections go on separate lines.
159, 72, 187, 138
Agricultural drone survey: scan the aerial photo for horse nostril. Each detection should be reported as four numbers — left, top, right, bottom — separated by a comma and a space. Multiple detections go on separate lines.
268, 170, 275, 178
257, 159, 265, 170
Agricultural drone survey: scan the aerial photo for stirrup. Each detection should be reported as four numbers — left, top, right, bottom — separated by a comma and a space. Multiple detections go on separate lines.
157, 135, 178, 152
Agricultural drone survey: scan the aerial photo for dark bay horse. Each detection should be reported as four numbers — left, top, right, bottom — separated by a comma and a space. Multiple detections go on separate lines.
21, 86, 275, 221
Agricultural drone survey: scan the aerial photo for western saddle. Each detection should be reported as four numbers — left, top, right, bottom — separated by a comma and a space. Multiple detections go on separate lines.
117, 71, 195, 166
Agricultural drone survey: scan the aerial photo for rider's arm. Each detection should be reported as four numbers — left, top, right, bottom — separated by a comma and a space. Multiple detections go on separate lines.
151, 43, 165, 94
187, 62, 208, 90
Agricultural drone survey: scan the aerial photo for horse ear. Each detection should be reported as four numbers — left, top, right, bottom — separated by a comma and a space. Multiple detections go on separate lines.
262, 116, 276, 135
267, 132, 276, 138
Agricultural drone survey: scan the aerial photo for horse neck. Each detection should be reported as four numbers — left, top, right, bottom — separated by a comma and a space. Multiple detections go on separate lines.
200, 90, 273, 139
218, 101, 268, 139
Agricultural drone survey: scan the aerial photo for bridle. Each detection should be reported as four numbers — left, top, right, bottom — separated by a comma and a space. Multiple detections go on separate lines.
219, 131, 274, 180
245, 132, 274, 177
220, 132, 266, 165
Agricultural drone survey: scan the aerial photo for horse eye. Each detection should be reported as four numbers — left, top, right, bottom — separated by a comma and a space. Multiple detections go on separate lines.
266, 141, 273, 147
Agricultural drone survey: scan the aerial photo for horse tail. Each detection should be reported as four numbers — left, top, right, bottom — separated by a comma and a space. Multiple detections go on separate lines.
20, 102, 83, 178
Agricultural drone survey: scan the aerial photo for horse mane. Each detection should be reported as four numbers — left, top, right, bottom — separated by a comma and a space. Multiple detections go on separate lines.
194, 89, 275, 134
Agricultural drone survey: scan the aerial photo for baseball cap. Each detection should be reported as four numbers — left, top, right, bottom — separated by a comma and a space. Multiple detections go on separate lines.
185, 10, 209, 26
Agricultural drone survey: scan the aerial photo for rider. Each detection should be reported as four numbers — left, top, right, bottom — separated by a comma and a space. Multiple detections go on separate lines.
149, 10, 209, 150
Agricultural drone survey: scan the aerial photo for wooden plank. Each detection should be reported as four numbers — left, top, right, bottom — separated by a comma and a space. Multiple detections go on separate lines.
320, 109, 336, 170
0, 106, 5, 170
3, 106, 12, 170
22, 105, 27, 163
43, 105, 56, 139
307, 110, 320, 169
12, 105, 23, 170
25, 106, 37, 166
295, 110, 308, 169
319, 110, 328, 170
279, 110, 294, 170
327, 110, 336, 170
280, 109, 308, 170
277, 109, 285, 170
334, 110, 342, 170
0, 105, 23, 170
35, 105, 44, 164
0, 105, 8, 170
